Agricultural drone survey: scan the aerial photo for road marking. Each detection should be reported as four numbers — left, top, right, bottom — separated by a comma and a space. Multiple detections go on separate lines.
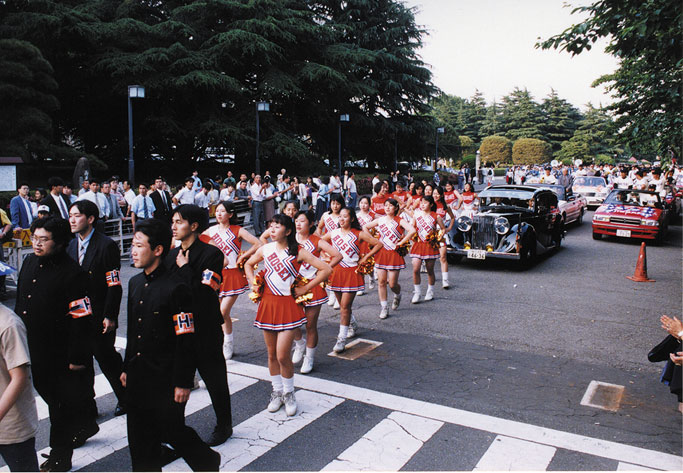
473, 435, 556, 471
164, 390, 344, 471
227, 360, 683, 471
322, 411, 443, 471
328, 338, 383, 360
580, 380, 625, 412
36, 372, 113, 421
617, 462, 657, 471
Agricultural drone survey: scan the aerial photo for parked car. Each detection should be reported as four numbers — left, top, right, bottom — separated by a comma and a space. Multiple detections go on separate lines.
572, 176, 611, 208
448, 185, 563, 267
592, 189, 668, 243
525, 183, 587, 226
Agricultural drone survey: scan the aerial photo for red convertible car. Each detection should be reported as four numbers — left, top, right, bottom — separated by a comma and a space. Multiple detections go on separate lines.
592, 189, 668, 243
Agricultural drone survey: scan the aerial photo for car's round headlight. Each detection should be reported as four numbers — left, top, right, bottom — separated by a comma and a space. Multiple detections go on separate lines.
494, 217, 510, 235
457, 216, 472, 232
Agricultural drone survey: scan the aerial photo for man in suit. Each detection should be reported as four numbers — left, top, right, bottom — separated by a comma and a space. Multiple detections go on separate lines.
41, 177, 71, 220
9, 183, 33, 229
66, 200, 126, 448
149, 176, 173, 225
102, 182, 124, 220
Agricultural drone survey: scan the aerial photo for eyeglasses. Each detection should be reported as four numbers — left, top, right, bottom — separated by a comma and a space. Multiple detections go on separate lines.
31, 236, 52, 245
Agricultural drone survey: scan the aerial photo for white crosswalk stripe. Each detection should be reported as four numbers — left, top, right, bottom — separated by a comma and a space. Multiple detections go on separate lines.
16, 358, 683, 472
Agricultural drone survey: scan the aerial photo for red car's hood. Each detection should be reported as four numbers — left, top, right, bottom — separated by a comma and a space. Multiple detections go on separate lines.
595, 203, 661, 220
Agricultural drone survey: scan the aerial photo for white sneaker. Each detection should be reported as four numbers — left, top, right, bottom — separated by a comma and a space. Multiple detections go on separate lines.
348, 318, 358, 338
292, 342, 305, 364
391, 293, 402, 310
333, 299, 340, 310
442, 280, 450, 290
283, 391, 297, 416
420, 261, 427, 273
356, 290, 364, 296
267, 391, 283, 412
301, 356, 314, 374
223, 338, 234, 360
424, 289, 434, 301
368, 280, 375, 289
327, 296, 335, 307
333, 336, 347, 353
411, 292, 420, 304
379, 307, 389, 319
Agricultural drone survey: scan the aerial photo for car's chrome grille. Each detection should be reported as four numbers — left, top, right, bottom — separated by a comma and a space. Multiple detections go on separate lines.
471, 215, 497, 249
609, 217, 640, 225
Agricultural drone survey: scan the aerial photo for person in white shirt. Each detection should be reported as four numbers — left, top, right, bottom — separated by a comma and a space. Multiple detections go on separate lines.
250, 175, 269, 235
613, 169, 634, 189
649, 169, 666, 196
191, 170, 202, 193
329, 173, 342, 198
194, 184, 211, 209
130, 183, 155, 231
77, 181, 109, 219
173, 178, 196, 205
371, 173, 380, 196
219, 183, 236, 202
538, 167, 557, 184
78, 179, 90, 197
574, 165, 587, 177
207, 182, 219, 204
632, 170, 650, 190
122, 180, 136, 213
346, 172, 358, 209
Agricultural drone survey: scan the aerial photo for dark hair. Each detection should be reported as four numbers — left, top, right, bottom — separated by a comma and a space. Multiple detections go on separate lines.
395, 180, 404, 188
47, 176, 65, 190
432, 186, 447, 207
154, 176, 165, 182
294, 210, 315, 232
385, 198, 399, 215
173, 204, 209, 234
215, 201, 238, 225
340, 207, 362, 231
412, 184, 424, 196
31, 216, 72, 250
284, 200, 300, 212
184, 177, 194, 184
421, 195, 436, 212
329, 194, 345, 211
373, 182, 383, 194
18, 182, 29, 189
69, 200, 99, 222
359, 195, 371, 206
35, 188, 47, 200
135, 218, 173, 258
269, 214, 299, 257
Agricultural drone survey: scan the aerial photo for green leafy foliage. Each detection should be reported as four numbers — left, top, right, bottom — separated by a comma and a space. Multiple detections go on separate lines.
480, 135, 512, 164
512, 138, 552, 165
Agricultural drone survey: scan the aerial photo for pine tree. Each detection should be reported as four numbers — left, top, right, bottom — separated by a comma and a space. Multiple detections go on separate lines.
500, 88, 546, 141
540, 89, 583, 153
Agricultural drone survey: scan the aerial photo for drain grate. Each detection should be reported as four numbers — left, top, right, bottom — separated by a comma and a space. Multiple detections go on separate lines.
580, 380, 625, 412
328, 338, 383, 361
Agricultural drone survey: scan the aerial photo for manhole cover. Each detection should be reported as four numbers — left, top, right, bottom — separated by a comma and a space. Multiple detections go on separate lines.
580, 380, 625, 412
328, 338, 383, 361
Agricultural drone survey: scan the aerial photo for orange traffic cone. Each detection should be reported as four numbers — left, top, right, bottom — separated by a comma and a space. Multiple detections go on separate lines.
626, 242, 655, 282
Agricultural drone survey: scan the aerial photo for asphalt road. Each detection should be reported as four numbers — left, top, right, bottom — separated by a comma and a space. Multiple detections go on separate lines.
3, 199, 682, 471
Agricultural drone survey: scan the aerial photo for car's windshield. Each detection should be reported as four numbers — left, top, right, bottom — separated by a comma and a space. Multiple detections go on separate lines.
527, 185, 565, 200
604, 189, 661, 207
479, 189, 535, 209
574, 177, 606, 187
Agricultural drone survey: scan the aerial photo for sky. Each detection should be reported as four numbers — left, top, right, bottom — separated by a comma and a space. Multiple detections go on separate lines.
402, 0, 619, 111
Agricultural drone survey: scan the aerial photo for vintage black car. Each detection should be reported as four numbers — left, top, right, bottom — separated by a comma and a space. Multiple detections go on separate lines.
448, 185, 564, 267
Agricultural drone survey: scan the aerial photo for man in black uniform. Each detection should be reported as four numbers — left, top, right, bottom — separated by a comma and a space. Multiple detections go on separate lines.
123, 219, 219, 471
149, 176, 173, 225
166, 204, 232, 446
15, 217, 93, 471
67, 200, 126, 428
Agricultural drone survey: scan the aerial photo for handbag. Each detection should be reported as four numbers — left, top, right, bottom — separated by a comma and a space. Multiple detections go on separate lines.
647, 335, 681, 362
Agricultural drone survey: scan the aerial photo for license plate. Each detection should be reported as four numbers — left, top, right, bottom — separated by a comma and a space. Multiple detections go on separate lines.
467, 249, 486, 260
616, 229, 631, 237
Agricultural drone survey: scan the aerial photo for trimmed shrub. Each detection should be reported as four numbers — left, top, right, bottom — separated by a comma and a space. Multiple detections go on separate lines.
459, 136, 475, 155
480, 136, 512, 164
512, 138, 552, 165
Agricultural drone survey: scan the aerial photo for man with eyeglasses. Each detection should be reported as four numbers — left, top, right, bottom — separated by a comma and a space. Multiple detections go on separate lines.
15, 217, 93, 471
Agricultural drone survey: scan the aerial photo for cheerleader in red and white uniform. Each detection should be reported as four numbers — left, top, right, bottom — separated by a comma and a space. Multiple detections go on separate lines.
202, 201, 262, 359
433, 186, 455, 289
459, 182, 479, 218
362, 198, 415, 320
316, 194, 344, 309
406, 195, 445, 303
245, 215, 331, 416
322, 207, 381, 352
356, 196, 376, 294
291, 210, 342, 374
444, 181, 463, 213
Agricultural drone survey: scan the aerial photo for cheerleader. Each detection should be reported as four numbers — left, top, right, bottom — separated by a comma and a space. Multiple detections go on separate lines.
201, 201, 262, 359
356, 196, 376, 294
362, 198, 416, 319
258, 200, 299, 245
406, 195, 445, 303
245, 215, 331, 416
443, 181, 463, 212
407, 183, 425, 211
432, 186, 455, 289
291, 210, 342, 374
322, 207, 381, 352
459, 182, 479, 218
315, 194, 344, 309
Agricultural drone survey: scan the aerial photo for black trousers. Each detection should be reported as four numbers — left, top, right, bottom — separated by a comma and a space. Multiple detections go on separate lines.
195, 329, 232, 429
0, 437, 38, 472
32, 366, 91, 460
127, 402, 217, 471
83, 329, 125, 423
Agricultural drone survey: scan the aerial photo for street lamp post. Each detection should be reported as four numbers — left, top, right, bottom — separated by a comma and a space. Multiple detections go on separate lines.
434, 126, 444, 171
255, 101, 270, 175
338, 114, 350, 173
127, 85, 145, 184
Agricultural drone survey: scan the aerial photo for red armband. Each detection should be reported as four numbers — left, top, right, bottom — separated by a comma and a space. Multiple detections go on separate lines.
105, 270, 121, 287
173, 312, 195, 335
68, 297, 92, 318
201, 269, 221, 291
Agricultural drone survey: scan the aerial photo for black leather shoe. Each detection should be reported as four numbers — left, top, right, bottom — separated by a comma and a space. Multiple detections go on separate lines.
114, 403, 126, 417
39, 453, 72, 472
206, 425, 232, 446
160, 444, 181, 466
72, 423, 99, 448
207, 448, 221, 471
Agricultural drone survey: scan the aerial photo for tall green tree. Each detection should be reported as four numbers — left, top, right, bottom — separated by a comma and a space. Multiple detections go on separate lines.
556, 104, 618, 163
480, 99, 502, 137
538, 0, 682, 160
540, 89, 583, 153
499, 88, 546, 141
461, 89, 487, 144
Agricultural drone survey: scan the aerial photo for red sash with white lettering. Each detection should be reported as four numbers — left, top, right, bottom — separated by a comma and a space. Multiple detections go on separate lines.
322, 212, 340, 234
207, 225, 242, 269
330, 228, 360, 268
262, 242, 300, 296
